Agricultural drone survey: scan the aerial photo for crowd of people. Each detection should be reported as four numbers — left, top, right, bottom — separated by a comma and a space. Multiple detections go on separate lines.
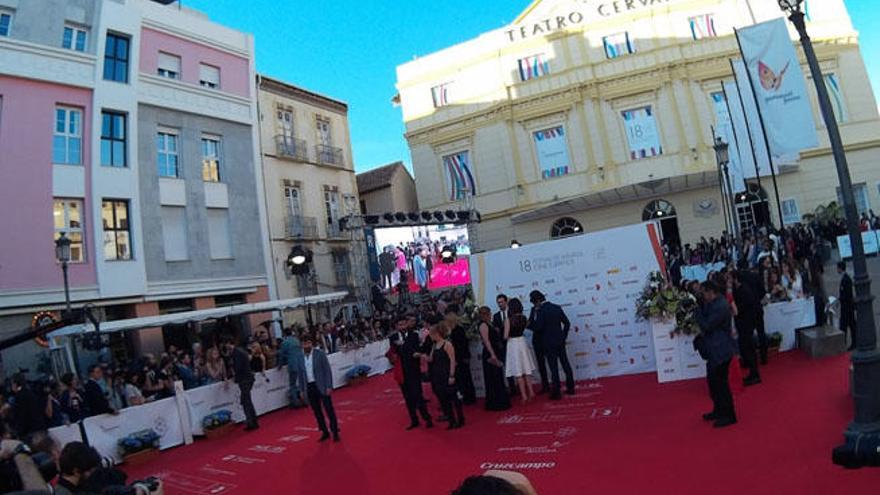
377, 235, 471, 292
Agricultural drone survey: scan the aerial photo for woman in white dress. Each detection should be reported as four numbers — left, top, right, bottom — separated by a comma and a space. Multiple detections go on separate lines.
504, 298, 537, 404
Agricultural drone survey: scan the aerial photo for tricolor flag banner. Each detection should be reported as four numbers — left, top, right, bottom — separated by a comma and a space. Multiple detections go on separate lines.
736, 18, 819, 159
711, 91, 747, 193
824, 73, 848, 123
431, 83, 451, 108
533, 126, 570, 180
518, 54, 550, 82
622, 106, 662, 160
730, 59, 778, 176
689, 14, 717, 40
443, 151, 476, 201
603, 32, 634, 59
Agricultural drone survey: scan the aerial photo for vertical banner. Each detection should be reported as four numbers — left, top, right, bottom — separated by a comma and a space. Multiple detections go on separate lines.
442, 151, 476, 201
469, 223, 664, 380
533, 126, 570, 179
730, 59, 777, 177
736, 18, 819, 159
712, 91, 747, 193
723, 82, 761, 183
622, 107, 663, 160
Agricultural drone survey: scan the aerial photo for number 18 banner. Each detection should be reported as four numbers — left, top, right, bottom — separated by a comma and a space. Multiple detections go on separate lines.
735, 18, 818, 160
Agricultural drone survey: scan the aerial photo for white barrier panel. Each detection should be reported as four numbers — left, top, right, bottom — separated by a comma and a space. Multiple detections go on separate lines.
328, 351, 355, 389
84, 397, 184, 463
650, 319, 705, 383
252, 368, 291, 416
764, 297, 816, 352
185, 381, 244, 436
837, 231, 879, 259
680, 262, 726, 283
48, 423, 83, 448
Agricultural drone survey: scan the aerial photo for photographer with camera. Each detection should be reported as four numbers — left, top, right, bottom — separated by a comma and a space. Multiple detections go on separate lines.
54, 442, 161, 495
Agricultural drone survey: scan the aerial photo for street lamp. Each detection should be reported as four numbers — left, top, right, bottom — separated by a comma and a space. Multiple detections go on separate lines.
287, 245, 314, 325
713, 136, 739, 238
510, 240, 521, 249
54, 233, 72, 316
440, 245, 456, 264
777, 0, 880, 467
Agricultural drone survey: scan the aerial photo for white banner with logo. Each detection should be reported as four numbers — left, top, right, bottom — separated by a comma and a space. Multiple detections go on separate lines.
837, 231, 879, 258
763, 297, 816, 352
730, 60, 779, 178
736, 18, 819, 159
470, 222, 665, 379
622, 107, 662, 160
83, 397, 184, 463
534, 126, 570, 179
650, 319, 705, 383
185, 380, 245, 436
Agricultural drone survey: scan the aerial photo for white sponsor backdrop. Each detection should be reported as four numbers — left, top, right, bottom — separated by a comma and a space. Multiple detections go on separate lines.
837, 231, 879, 259
764, 297, 816, 352
470, 223, 664, 380
650, 319, 706, 383
48, 342, 393, 459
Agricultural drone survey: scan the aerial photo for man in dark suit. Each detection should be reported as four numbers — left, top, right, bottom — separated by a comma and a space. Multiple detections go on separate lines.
730, 271, 761, 386
83, 365, 114, 417
302, 334, 340, 442
695, 281, 738, 428
838, 261, 856, 351
391, 315, 433, 430
493, 293, 517, 396
10, 373, 50, 436
379, 248, 395, 290
224, 339, 259, 431
739, 268, 769, 364
529, 290, 575, 400
527, 302, 550, 395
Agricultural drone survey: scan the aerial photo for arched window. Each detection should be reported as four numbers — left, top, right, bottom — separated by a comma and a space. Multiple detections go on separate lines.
735, 183, 769, 230
642, 199, 677, 221
550, 217, 584, 239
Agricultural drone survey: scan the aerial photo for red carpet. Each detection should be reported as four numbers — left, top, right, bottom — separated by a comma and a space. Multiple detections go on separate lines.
124, 352, 878, 494
400, 257, 471, 293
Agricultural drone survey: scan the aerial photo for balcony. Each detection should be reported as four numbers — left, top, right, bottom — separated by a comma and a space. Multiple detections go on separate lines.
285, 215, 318, 239
315, 144, 344, 167
325, 221, 348, 240
275, 135, 308, 162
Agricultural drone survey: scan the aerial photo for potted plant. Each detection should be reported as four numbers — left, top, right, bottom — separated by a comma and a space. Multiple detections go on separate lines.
202, 409, 234, 439
118, 429, 160, 465
768, 332, 783, 355
345, 364, 371, 386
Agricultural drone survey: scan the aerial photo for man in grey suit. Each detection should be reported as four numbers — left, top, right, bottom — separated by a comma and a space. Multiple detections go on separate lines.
302, 334, 340, 442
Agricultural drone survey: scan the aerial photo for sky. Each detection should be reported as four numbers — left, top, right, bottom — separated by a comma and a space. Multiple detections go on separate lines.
184, 0, 880, 174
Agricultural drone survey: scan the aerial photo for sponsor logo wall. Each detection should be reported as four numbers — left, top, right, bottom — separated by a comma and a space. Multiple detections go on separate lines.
471, 223, 664, 379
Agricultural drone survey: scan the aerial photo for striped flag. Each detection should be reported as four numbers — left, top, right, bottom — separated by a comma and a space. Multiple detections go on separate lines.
518, 54, 550, 81
824, 73, 848, 123
603, 32, 634, 59
443, 151, 476, 201
689, 14, 717, 40
431, 83, 450, 108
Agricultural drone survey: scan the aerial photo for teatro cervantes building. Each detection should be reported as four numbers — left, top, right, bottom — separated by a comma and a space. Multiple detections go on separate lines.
396, 0, 880, 250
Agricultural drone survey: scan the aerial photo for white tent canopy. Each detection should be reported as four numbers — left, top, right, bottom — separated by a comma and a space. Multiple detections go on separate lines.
48, 292, 348, 338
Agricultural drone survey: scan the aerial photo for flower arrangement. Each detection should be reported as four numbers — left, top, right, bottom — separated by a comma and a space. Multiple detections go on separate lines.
202, 410, 233, 431
344, 364, 371, 382
118, 429, 160, 457
634, 271, 700, 336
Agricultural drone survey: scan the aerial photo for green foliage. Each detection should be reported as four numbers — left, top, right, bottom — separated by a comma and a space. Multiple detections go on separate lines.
634, 272, 700, 336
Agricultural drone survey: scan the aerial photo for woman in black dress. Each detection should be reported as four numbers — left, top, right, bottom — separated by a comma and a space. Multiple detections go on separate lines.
478, 306, 511, 411
428, 322, 465, 429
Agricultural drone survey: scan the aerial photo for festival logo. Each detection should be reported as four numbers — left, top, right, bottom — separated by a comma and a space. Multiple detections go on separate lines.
758, 60, 790, 91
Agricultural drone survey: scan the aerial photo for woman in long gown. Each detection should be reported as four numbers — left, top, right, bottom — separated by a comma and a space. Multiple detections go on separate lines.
427, 322, 465, 429
478, 306, 511, 411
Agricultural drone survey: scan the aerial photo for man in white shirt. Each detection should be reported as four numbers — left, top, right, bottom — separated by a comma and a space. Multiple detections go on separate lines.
303, 334, 340, 442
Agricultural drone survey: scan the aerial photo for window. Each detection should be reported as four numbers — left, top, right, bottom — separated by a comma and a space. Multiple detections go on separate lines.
102, 200, 131, 261
332, 251, 351, 287
53, 107, 83, 165
0, 10, 12, 37
689, 14, 717, 40
533, 126, 570, 180
103, 33, 130, 83
100, 111, 127, 167
824, 74, 848, 123
201, 136, 221, 182
837, 184, 870, 216
431, 83, 451, 108
442, 151, 476, 201
53, 199, 85, 263
622, 106, 662, 160
161, 206, 188, 261
324, 189, 340, 235
157, 130, 179, 178
157, 52, 181, 80
518, 54, 550, 82
603, 32, 635, 59
277, 108, 294, 137
199, 64, 220, 89
781, 198, 801, 225
285, 186, 302, 218
207, 208, 232, 259
63, 24, 88, 51
316, 117, 332, 146
343, 194, 358, 215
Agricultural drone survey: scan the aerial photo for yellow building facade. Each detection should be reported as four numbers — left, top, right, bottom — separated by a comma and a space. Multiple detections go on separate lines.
257, 76, 363, 324
396, 0, 880, 250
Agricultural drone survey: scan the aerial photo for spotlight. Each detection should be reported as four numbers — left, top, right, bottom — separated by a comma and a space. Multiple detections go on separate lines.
394, 212, 407, 222
433, 211, 445, 222
444, 210, 457, 221
286, 245, 312, 275
408, 212, 420, 222
440, 245, 456, 264
656, 211, 664, 217
456, 211, 471, 222
421, 211, 433, 221
511, 240, 521, 249
365, 215, 380, 225
383, 213, 395, 223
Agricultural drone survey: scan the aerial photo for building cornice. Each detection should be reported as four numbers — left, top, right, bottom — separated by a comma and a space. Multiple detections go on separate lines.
258, 76, 348, 115
141, 20, 250, 59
